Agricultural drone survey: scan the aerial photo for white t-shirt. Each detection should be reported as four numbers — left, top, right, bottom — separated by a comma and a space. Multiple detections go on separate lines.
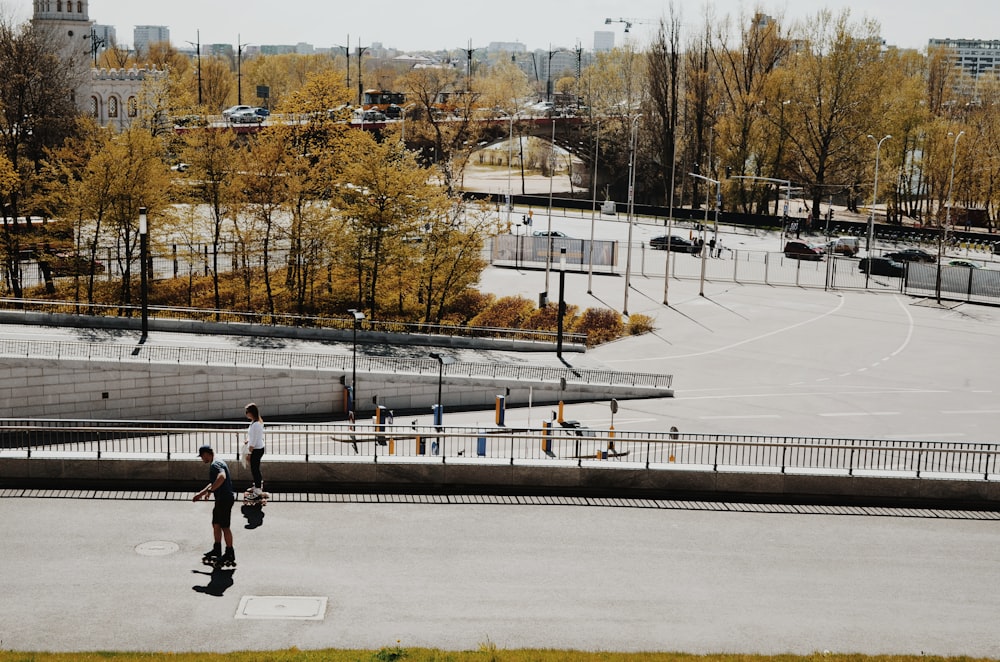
247, 420, 265, 450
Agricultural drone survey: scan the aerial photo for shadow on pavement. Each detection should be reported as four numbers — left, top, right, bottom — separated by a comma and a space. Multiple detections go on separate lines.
192, 567, 235, 596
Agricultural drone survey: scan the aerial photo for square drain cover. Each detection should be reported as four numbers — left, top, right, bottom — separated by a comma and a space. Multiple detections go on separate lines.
235, 596, 328, 620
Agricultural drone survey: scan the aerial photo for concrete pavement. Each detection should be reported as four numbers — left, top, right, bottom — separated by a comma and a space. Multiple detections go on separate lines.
2, 491, 1000, 656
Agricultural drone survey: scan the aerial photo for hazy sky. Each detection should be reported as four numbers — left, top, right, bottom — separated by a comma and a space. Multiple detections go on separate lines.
14, 0, 1000, 52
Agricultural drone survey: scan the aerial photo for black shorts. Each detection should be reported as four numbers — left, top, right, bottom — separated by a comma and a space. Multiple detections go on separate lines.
211, 498, 234, 528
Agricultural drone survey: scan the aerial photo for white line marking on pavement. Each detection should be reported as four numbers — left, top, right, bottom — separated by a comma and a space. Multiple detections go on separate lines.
818, 411, 900, 417
698, 414, 781, 420
940, 410, 1000, 415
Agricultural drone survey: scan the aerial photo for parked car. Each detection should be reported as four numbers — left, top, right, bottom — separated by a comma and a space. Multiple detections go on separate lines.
859, 256, 905, 277
230, 109, 263, 124
826, 236, 860, 256
533, 230, 570, 238
649, 235, 698, 253
947, 259, 983, 269
39, 252, 105, 277
783, 240, 824, 260
253, 107, 270, 118
222, 104, 253, 120
884, 248, 936, 263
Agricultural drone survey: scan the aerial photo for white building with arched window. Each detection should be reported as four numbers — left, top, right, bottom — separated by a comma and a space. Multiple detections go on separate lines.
32, 0, 165, 129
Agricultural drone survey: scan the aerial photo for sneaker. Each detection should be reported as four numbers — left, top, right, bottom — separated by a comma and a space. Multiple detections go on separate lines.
252, 487, 263, 497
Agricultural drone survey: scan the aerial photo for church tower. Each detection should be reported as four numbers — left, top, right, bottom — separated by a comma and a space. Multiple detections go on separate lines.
31, 0, 94, 59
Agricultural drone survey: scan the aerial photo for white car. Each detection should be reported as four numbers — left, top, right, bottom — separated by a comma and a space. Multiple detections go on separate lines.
222, 105, 253, 120
230, 109, 264, 124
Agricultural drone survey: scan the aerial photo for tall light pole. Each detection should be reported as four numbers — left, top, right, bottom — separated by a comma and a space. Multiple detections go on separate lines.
543, 116, 557, 301
937, 130, 965, 303
663, 135, 678, 305
186, 31, 202, 106
506, 113, 514, 229
557, 248, 567, 360
336, 36, 350, 92
731, 175, 791, 252
622, 114, 640, 315
348, 309, 365, 414
237, 36, 252, 106
356, 39, 368, 106
866, 134, 891, 255
689, 173, 720, 298
139, 208, 149, 342
587, 120, 600, 293
546, 46, 565, 103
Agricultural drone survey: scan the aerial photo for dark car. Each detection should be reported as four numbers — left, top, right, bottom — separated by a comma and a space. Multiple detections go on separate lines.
40, 252, 106, 277
650, 235, 698, 253
883, 248, 935, 263
783, 240, 824, 261
532, 230, 570, 238
253, 107, 270, 117
859, 257, 905, 277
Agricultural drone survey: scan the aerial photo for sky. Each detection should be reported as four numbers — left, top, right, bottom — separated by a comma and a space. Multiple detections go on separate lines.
11, 0, 1000, 53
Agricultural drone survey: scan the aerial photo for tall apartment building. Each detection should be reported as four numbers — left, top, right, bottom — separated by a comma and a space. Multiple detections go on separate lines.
928, 38, 1000, 79
133, 24, 170, 56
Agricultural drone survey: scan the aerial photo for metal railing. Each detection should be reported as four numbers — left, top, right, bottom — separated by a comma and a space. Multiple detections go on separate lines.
2, 420, 996, 480
0, 298, 588, 346
0, 339, 672, 389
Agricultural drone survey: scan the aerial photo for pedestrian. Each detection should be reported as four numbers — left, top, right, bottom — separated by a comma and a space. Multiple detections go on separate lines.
193, 445, 236, 567
708, 237, 717, 257
244, 403, 265, 501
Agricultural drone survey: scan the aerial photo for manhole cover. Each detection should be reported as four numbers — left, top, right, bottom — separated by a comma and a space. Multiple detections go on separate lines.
235, 596, 328, 620
134, 541, 180, 556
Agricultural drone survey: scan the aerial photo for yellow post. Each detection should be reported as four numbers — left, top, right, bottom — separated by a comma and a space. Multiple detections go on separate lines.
389, 438, 395, 455
541, 420, 551, 454
557, 400, 564, 423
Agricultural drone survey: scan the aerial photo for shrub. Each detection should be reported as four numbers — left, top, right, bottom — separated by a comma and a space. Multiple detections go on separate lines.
627, 313, 655, 336
573, 307, 623, 346
469, 295, 535, 329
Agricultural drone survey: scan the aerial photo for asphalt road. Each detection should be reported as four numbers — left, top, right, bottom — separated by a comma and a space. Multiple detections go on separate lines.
2, 494, 999, 656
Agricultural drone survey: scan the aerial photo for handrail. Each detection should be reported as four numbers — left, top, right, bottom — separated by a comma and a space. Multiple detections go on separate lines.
0, 298, 588, 346
0, 338, 673, 389
1, 420, 994, 479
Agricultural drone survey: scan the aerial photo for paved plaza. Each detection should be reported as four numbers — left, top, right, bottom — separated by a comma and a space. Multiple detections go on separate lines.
3, 210, 1000, 655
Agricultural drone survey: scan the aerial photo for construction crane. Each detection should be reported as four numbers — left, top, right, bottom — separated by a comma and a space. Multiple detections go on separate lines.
604, 17, 651, 33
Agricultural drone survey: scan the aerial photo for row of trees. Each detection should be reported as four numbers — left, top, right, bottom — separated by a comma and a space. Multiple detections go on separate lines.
2, 8, 998, 321
88, 8, 1000, 230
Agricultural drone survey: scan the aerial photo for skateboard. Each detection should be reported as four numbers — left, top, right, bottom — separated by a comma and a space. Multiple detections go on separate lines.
243, 488, 269, 507
201, 554, 236, 570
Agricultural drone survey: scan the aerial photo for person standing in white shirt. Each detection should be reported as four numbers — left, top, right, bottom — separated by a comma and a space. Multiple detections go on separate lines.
244, 403, 266, 499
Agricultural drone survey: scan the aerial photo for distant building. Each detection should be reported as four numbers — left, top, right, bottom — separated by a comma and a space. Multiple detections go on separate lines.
133, 25, 169, 57
929, 38, 1000, 79
487, 41, 527, 55
593, 31, 614, 52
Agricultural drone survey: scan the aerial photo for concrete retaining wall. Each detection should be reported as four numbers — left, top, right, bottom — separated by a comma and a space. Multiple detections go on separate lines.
0, 356, 670, 421
4, 456, 999, 508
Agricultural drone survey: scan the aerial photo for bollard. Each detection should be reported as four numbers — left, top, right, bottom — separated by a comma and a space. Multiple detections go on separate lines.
541, 420, 551, 454
415, 435, 424, 455
477, 435, 487, 457
495, 395, 506, 427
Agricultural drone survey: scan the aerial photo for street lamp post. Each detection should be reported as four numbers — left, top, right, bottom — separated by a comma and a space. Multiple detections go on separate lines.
237, 36, 253, 106
557, 248, 567, 360
347, 309, 365, 414
730, 175, 791, 252
866, 134, 891, 255
688, 173, 721, 297
623, 114, 640, 315
139, 207, 149, 342
588, 120, 600, 294
185, 31, 202, 106
543, 116, 557, 301
428, 352, 454, 429
356, 40, 369, 106
663, 134, 678, 305
937, 130, 965, 303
